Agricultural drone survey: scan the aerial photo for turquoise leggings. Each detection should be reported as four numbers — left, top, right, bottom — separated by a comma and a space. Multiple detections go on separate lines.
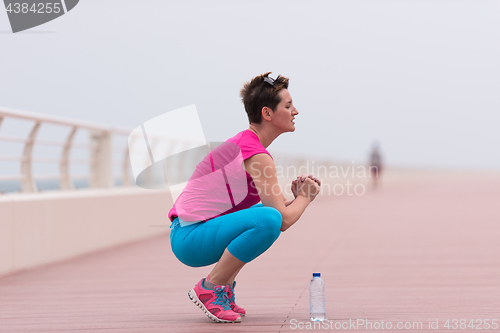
170, 204, 282, 267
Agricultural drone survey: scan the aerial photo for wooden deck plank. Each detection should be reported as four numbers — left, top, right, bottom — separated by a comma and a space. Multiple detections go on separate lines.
1, 176, 499, 332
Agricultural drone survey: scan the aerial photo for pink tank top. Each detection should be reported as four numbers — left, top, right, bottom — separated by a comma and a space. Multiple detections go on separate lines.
168, 129, 272, 223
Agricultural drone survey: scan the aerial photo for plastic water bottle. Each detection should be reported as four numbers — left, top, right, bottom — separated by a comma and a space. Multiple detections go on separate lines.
309, 273, 326, 321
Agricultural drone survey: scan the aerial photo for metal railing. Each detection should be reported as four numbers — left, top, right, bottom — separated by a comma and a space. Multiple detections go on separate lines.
0, 106, 133, 192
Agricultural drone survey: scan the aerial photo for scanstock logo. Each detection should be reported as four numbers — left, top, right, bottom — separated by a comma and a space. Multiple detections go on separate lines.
128, 105, 249, 225
3, 0, 79, 33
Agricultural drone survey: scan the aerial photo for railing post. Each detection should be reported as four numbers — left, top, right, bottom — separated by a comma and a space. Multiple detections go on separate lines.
89, 130, 112, 188
122, 135, 134, 187
60, 126, 77, 190
21, 121, 41, 192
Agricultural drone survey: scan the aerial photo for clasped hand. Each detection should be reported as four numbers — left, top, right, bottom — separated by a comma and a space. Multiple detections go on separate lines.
291, 174, 321, 201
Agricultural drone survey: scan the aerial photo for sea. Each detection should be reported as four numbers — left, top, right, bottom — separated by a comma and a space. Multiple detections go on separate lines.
0, 179, 124, 194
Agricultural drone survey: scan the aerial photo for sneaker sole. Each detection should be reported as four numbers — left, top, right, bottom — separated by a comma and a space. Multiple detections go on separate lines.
188, 289, 241, 323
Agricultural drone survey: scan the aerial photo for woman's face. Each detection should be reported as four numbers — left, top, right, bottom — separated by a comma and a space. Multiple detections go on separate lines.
272, 89, 299, 133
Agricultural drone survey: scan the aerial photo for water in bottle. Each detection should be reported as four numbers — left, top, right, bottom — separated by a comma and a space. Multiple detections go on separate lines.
309, 272, 326, 321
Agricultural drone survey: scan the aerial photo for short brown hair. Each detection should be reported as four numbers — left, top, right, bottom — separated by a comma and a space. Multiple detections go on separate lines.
240, 72, 289, 124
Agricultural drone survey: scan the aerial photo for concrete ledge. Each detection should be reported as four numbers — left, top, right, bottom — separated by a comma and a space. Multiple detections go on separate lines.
0, 187, 172, 276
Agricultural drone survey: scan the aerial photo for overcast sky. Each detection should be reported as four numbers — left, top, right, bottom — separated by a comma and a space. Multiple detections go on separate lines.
1, 0, 499, 171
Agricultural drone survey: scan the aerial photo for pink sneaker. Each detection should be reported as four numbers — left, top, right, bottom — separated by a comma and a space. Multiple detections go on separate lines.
188, 278, 241, 323
227, 281, 246, 316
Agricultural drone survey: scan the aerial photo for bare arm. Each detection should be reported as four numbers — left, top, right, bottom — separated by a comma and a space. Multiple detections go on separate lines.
244, 154, 320, 232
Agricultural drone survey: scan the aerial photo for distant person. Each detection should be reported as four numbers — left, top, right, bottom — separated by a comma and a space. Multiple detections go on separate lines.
168, 73, 321, 323
369, 142, 383, 188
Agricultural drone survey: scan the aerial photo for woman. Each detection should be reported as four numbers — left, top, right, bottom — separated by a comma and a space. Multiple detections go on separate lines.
168, 72, 321, 323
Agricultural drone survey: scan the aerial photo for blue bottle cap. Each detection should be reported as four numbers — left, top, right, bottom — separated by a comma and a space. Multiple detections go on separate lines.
313, 273, 321, 277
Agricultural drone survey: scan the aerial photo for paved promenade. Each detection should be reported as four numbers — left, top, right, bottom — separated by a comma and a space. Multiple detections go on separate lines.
1, 174, 499, 332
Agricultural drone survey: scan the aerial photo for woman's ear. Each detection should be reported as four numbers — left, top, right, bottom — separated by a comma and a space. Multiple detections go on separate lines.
261, 106, 272, 121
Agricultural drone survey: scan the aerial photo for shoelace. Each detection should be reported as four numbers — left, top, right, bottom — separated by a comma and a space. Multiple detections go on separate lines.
212, 286, 231, 310
228, 286, 236, 304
